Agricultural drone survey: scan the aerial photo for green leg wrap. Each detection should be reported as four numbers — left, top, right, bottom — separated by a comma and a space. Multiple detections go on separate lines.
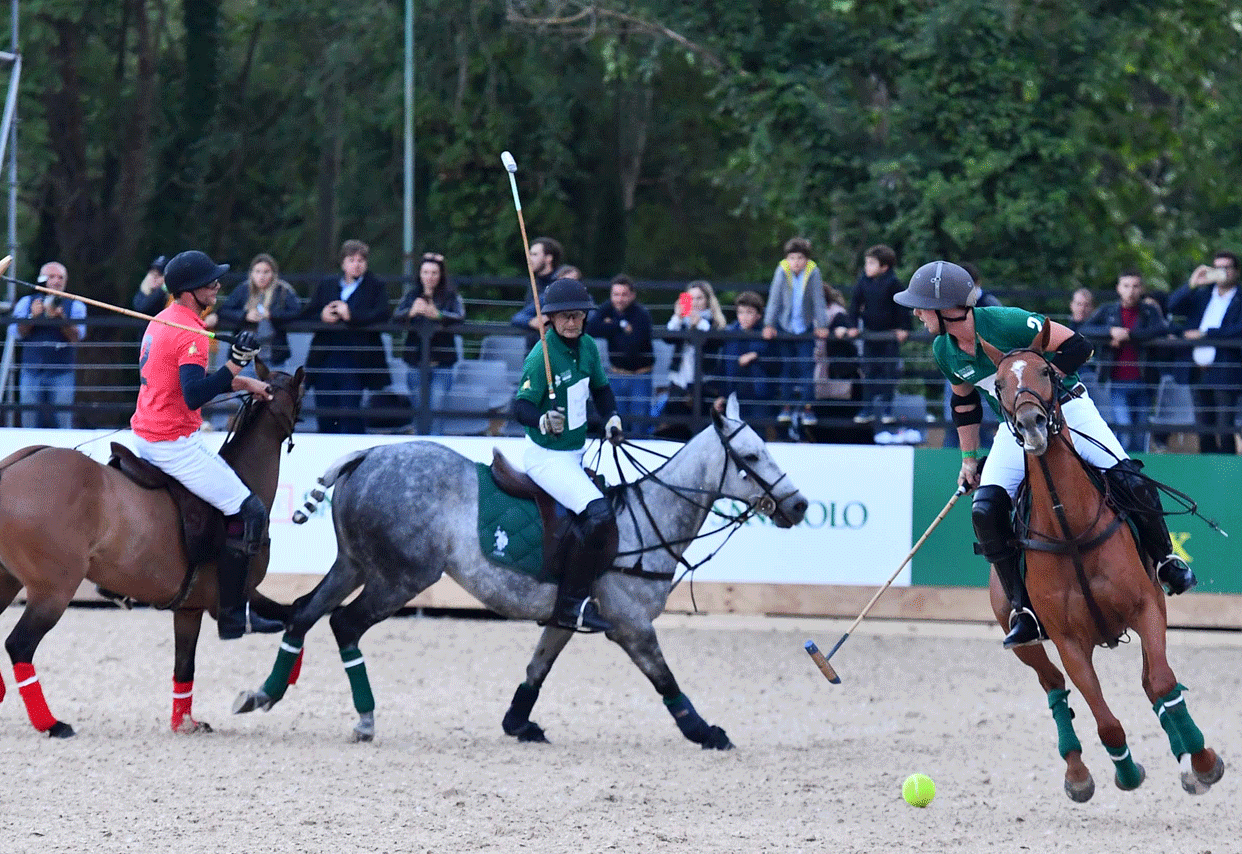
260, 634, 304, 701
1106, 742, 1143, 790
1153, 683, 1203, 758
340, 645, 375, 715
1047, 688, 1083, 759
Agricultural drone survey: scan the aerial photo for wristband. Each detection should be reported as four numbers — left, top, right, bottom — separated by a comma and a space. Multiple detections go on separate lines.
961, 449, 980, 459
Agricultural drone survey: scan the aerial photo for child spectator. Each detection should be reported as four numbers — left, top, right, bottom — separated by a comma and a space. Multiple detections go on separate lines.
844, 244, 909, 424
762, 237, 830, 429
716, 291, 774, 424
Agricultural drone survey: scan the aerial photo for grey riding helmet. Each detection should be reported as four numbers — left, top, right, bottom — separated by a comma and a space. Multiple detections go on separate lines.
894, 260, 980, 310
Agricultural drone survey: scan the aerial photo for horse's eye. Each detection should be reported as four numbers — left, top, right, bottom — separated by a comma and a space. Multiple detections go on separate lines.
743, 454, 760, 463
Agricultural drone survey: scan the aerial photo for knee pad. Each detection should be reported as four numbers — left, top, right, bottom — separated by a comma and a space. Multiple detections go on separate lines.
577, 497, 618, 553
972, 485, 1016, 561
235, 492, 269, 554
1106, 459, 1159, 512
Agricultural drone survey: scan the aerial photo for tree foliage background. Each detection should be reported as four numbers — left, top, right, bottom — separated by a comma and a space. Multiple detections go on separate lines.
8, 0, 1242, 307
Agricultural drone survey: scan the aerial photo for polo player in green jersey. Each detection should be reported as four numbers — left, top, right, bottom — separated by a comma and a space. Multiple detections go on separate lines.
511, 278, 625, 633
895, 261, 1196, 649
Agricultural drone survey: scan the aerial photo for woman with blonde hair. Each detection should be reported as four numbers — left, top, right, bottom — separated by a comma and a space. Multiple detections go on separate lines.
656, 280, 726, 439
216, 253, 303, 369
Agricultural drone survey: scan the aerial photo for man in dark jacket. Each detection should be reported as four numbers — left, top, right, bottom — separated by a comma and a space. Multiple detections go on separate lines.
1167, 250, 1242, 454
586, 274, 655, 435
1078, 271, 1169, 452
509, 236, 563, 349
303, 239, 391, 434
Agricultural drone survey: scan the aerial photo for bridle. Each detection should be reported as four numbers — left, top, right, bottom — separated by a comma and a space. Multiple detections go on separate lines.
601, 417, 798, 585
997, 348, 1065, 447
222, 373, 302, 455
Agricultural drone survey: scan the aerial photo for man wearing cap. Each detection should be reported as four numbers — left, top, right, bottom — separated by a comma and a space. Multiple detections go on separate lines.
511, 277, 624, 633
133, 255, 170, 315
130, 249, 281, 639
893, 261, 1196, 649
13, 261, 87, 429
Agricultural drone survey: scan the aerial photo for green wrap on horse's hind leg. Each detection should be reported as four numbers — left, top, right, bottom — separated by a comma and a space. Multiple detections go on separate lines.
340, 645, 376, 742
1154, 684, 1226, 794
1106, 742, 1145, 790
233, 633, 303, 714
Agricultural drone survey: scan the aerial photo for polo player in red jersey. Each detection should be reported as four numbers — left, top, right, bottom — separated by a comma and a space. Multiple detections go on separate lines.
131, 249, 282, 639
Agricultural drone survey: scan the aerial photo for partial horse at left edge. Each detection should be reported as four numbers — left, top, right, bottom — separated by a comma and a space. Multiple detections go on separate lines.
0, 364, 304, 738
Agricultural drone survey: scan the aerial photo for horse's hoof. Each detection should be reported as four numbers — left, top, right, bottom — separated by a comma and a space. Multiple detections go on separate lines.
46, 721, 75, 739
1181, 754, 1222, 794
351, 712, 375, 743
173, 719, 213, 734
1064, 774, 1095, 803
507, 721, 548, 743
700, 725, 734, 750
232, 690, 274, 715
1115, 763, 1145, 791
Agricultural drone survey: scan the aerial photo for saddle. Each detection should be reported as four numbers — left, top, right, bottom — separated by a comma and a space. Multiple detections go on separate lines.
489, 449, 571, 568
108, 443, 227, 571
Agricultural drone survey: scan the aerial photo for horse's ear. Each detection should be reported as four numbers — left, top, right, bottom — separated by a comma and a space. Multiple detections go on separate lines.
711, 403, 725, 430
1033, 317, 1052, 351
725, 392, 741, 421
979, 336, 1005, 367
254, 357, 270, 382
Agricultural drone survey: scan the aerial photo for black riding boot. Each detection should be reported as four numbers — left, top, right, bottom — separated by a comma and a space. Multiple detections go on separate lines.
973, 485, 1045, 649
549, 498, 615, 634
218, 493, 282, 640
1105, 460, 1197, 595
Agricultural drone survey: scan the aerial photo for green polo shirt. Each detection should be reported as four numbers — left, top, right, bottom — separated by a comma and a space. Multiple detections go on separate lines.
515, 331, 609, 451
933, 306, 1082, 417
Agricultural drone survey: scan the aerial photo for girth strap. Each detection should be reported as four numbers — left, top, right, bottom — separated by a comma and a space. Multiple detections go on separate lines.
1020, 515, 1125, 555
616, 556, 675, 582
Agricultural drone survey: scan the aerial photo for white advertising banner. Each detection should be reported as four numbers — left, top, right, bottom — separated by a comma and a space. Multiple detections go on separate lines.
0, 428, 915, 587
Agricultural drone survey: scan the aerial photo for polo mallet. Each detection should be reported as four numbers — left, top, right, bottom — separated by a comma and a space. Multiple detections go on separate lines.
500, 151, 555, 401
1, 257, 239, 345
806, 485, 966, 685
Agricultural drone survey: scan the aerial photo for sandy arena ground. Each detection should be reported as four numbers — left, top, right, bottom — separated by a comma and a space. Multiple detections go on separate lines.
0, 606, 1237, 853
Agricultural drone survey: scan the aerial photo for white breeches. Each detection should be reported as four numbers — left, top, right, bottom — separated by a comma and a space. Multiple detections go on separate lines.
133, 431, 251, 515
522, 439, 603, 515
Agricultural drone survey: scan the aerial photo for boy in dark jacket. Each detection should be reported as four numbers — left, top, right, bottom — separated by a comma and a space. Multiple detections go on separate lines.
845, 244, 909, 424
718, 291, 774, 423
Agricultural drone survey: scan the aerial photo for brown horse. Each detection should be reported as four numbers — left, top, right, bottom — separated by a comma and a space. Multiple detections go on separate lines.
0, 364, 303, 737
980, 321, 1224, 802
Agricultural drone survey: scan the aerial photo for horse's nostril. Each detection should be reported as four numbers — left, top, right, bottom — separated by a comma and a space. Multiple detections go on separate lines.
793, 499, 808, 515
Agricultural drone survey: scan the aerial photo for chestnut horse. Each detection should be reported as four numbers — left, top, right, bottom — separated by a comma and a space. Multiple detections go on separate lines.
0, 364, 303, 737
980, 321, 1223, 802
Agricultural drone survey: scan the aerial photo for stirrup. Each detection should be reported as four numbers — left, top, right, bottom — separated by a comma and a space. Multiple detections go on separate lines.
1154, 555, 1197, 596
542, 598, 611, 634
1003, 608, 1046, 649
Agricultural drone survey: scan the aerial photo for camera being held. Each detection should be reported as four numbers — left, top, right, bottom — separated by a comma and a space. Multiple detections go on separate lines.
1190, 262, 1236, 288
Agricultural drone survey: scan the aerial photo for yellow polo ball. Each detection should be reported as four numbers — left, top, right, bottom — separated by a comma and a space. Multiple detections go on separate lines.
902, 773, 936, 808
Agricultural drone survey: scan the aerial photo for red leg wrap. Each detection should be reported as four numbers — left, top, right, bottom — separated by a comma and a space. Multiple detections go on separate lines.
14, 662, 56, 732
171, 679, 195, 732
288, 649, 304, 686
0, 669, 6, 704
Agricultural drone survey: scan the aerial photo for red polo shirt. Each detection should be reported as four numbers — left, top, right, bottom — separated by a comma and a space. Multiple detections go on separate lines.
131, 303, 211, 441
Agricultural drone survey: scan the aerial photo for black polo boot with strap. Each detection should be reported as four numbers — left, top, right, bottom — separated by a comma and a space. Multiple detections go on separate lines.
1105, 459, 1197, 595
547, 497, 615, 634
972, 485, 1046, 649
218, 493, 283, 640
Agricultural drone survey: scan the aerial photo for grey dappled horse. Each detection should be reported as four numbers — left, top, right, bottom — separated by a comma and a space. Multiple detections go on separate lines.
235, 395, 808, 747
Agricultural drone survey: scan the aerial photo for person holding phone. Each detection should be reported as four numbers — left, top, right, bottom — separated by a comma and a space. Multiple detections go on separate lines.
1168, 250, 1242, 454
657, 280, 726, 439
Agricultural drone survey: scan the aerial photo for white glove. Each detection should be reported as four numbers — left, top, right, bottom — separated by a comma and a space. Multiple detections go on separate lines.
539, 409, 566, 436
605, 414, 624, 445
229, 331, 262, 367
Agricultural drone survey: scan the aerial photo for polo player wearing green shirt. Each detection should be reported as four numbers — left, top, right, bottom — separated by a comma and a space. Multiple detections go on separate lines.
511, 278, 624, 634
894, 261, 1196, 649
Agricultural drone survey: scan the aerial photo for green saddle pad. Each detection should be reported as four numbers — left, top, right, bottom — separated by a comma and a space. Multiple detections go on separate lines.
475, 463, 549, 581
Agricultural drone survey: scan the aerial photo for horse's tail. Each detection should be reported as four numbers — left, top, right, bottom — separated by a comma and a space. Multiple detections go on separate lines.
291, 449, 371, 524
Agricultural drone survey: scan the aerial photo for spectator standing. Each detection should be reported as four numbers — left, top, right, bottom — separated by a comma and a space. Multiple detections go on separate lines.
215, 253, 303, 370
763, 237, 829, 429
1078, 271, 1168, 453
1067, 288, 1095, 331
302, 239, 391, 434
586, 274, 654, 434
716, 291, 774, 423
844, 244, 909, 424
808, 283, 866, 443
510, 236, 563, 349
1167, 251, 1242, 454
132, 255, 169, 315
12, 261, 87, 429
393, 251, 464, 430
657, 280, 725, 440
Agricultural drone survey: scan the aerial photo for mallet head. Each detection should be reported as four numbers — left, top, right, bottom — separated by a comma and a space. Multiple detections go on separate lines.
501, 151, 517, 173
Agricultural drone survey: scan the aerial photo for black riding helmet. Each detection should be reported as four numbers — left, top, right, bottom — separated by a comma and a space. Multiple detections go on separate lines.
540, 278, 595, 315
165, 250, 230, 295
